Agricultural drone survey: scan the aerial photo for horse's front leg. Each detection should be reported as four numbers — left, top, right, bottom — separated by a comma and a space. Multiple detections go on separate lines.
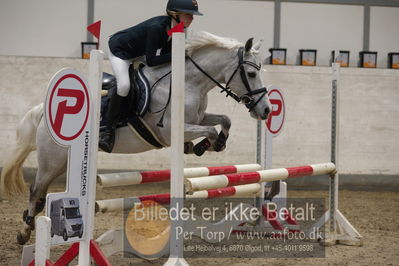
198, 113, 231, 153
184, 123, 219, 156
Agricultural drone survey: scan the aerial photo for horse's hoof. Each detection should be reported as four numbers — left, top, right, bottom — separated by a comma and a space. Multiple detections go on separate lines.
193, 138, 211, 156
213, 142, 226, 152
213, 132, 228, 152
17, 231, 30, 245
193, 145, 206, 156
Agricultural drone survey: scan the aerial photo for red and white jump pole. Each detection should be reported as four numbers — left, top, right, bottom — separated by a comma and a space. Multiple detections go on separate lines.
95, 183, 261, 214
97, 164, 262, 187
185, 162, 336, 193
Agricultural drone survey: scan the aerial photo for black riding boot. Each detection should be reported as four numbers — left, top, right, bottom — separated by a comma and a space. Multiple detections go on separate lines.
99, 94, 124, 153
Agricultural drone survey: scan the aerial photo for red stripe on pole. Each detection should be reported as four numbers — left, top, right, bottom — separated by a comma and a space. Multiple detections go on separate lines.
139, 193, 171, 205
282, 209, 298, 225
227, 172, 261, 186
28, 260, 54, 266
208, 165, 237, 175
141, 170, 171, 183
207, 186, 237, 198
262, 206, 284, 230
287, 165, 313, 178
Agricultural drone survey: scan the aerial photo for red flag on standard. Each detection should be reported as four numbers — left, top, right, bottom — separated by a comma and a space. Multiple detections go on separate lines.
87, 20, 101, 40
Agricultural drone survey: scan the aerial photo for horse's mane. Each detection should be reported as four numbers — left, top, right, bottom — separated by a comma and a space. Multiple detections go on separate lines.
186, 31, 242, 56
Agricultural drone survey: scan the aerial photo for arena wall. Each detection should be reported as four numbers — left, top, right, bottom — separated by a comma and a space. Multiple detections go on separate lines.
1, 55, 398, 176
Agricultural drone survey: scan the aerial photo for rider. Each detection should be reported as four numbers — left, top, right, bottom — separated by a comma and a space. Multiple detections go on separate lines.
99, 0, 203, 153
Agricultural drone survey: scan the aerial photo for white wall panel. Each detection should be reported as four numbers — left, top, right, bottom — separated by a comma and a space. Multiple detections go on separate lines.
94, 0, 166, 56
370, 6, 399, 68
281, 3, 363, 66
0, 0, 87, 57
190, 0, 274, 61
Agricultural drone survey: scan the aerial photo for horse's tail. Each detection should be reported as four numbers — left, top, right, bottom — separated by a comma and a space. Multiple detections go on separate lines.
0, 103, 43, 198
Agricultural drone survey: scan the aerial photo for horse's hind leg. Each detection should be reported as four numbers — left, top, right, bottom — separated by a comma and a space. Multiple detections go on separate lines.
18, 153, 67, 245
17, 123, 68, 245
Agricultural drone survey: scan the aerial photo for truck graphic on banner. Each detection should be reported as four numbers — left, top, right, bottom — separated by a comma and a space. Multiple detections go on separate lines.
50, 198, 84, 241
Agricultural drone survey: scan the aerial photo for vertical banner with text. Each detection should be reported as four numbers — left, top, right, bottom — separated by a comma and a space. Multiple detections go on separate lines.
44, 68, 95, 245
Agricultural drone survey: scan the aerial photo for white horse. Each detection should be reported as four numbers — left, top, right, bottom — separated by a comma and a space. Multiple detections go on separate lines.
0, 31, 271, 245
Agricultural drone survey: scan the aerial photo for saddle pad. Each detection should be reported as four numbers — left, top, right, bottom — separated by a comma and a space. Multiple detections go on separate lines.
100, 65, 161, 148
100, 63, 151, 120
133, 64, 151, 117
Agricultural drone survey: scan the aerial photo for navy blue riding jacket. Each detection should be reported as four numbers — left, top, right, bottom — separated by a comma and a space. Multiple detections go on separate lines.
109, 16, 172, 67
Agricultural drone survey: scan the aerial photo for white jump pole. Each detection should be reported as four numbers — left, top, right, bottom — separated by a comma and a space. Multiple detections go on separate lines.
34, 216, 52, 266
328, 60, 362, 243
165, 28, 188, 265
255, 121, 267, 220
330, 60, 340, 236
78, 49, 103, 265
308, 55, 362, 245
256, 86, 286, 227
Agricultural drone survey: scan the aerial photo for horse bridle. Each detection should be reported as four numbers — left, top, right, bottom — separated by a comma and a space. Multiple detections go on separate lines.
187, 47, 268, 112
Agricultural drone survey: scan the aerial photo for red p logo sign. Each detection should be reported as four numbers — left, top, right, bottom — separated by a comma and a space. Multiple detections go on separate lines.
266, 88, 285, 136
53, 89, 85, 134
46, 72, 90, 143
266, 99, 282, 130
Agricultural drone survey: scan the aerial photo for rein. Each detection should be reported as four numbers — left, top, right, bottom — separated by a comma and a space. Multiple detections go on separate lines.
148, 71, 172, 127
187, 56, 240, 102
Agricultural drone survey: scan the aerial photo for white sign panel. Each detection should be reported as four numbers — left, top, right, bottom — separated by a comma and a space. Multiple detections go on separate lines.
44, 68, 94, 245
45, 71, 90, 142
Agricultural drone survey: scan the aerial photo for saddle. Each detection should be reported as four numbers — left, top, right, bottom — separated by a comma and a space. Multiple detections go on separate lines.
100, 64, 164, 149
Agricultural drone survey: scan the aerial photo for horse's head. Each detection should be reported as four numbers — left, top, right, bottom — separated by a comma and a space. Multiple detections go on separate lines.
224, 38, 271, 120
186, 32, 271, 120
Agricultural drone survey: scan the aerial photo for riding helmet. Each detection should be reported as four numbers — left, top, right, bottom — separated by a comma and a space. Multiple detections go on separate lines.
167, 0, 203, 16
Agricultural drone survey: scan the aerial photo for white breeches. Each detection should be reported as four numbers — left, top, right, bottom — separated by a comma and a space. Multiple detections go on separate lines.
108, 47, 133, 97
